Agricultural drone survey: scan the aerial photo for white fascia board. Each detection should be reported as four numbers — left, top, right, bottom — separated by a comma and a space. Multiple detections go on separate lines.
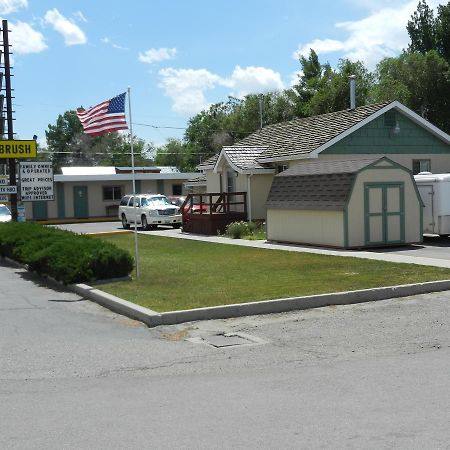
309, 101, 450, 157
391, 101, 450, 144
197, 164, 215, 170
184, 180, 207, 186
217, 151, 274, 174
258, 101, 450, 163
257, 153, 318, 163
240, 168, 276, 175
54, 173, 199, 182
308, 103, 395, 157
213, 149, 228, 173
213, 149, 246, 174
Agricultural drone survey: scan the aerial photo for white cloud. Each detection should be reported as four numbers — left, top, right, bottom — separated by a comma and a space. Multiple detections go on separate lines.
73, 11, 87, 23
158, 68, 221, 114
225, 66, 285, 97
158, 65, 285, 115
101, 36, 127, 50
289, 70, 303, 87
293, 0, 445, 69
8, 20, 46, 54
44, 8, 87, 46
139, 47, 177, 64
0, 0, 27, 15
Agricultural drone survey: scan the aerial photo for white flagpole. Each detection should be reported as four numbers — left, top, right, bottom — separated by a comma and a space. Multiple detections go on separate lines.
128, 86, 140, 278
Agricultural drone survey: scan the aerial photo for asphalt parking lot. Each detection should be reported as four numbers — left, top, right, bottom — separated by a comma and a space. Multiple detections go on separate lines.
2, 257, 450, 449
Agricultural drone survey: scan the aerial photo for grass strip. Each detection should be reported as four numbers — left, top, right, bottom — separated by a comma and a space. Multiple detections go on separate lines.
95, 234, 450, 312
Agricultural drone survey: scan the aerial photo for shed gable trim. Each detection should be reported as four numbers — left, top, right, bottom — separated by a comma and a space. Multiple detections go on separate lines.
355, 156, 414, 175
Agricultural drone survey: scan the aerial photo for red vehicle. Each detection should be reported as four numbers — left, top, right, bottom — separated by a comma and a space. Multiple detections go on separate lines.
168, 195, 208, 222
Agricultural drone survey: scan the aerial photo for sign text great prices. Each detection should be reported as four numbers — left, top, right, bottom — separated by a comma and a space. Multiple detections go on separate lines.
20, 162, 54, 201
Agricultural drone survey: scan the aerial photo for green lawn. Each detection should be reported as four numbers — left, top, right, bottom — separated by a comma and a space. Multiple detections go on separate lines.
95, 234, 450, 312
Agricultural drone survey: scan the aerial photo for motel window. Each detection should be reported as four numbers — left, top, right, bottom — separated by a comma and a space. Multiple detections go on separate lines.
172, 184, 182, 195
103, 186, 123, 201
412, 160, 431, 175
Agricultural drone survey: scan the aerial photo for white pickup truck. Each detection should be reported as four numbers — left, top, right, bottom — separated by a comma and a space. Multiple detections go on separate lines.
118, 194, 182, 230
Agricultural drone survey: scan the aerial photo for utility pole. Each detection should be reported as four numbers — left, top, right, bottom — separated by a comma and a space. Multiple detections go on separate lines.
1, 20, 17, 220
259, 94, 263, 130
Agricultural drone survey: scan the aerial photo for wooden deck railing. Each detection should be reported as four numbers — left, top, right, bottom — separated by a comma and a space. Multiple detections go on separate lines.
181, 192, 247, 235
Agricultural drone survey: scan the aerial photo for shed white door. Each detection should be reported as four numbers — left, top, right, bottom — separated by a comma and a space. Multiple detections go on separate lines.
364, 183, 405, 246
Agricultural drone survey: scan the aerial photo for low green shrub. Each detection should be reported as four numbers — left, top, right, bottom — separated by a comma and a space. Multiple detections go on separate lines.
224, 221, 266, 239
225, 221, 250, 239
0, 222, 133, 284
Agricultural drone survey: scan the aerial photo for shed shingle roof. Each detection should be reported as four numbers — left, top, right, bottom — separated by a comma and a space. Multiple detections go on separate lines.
278, 158, 379, 176
266, 158, 381, 211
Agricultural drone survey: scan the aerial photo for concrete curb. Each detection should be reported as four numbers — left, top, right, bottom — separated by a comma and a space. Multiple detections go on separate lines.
4, 255, 450, 328
70, 284, 163, 327
71, 279, 450, 327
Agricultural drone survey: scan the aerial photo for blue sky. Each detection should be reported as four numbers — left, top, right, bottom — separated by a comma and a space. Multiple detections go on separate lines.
1, 0, 446, 150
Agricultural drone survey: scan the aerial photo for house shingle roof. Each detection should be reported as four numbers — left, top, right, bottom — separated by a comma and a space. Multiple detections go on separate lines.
238, 102, 391, 161
266, 158, 380, 211
185, 174, 207, 186
221, 146, 271, 171
196, 154, 219, 170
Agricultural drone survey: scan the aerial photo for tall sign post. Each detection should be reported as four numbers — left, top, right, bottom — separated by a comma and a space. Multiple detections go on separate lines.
1, 19, 17, 220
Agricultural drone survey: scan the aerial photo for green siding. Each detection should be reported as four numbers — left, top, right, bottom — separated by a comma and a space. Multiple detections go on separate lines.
56, 182, 65, 219
32, 201, 48, 220
322, 112, 450, 155
135, 180, 141, 194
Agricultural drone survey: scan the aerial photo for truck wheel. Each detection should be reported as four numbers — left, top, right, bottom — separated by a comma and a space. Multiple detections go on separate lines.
141, 215, 149, 231
121, 214, 130, 229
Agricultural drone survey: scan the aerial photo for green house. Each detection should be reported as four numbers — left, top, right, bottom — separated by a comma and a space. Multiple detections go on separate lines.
197, 101, 450, 222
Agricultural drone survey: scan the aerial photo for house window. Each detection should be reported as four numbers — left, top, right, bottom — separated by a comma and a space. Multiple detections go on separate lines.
103, 186, 122, 201
412, 159, 431, 174
277, 164, 288, 173
172, 184, 182, 195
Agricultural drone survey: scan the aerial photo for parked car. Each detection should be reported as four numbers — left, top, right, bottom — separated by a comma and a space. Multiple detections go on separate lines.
118, 194, 182, 230
167, 195, 186, 208
0, 203, 11, 222
168, 195, 208, 214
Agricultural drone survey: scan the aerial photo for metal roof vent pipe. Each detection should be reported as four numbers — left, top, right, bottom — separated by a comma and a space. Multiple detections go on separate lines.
349, 75, 356, 110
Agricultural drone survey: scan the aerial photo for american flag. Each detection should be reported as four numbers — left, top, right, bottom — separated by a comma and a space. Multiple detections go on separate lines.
76, 92, 128, 136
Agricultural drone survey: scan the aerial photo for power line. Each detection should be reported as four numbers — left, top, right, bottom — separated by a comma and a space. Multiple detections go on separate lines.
132, 121, 257, 136
132, 122, 185, 130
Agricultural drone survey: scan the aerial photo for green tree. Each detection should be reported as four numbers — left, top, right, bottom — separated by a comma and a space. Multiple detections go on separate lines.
436, 2, 450, 62
292, 49, 329, 116
407, 1, 450, 63
45, 110, 83, 171
305, 59, 374, 115
407, 0, 437, 54
155, 138, 189, 169
45, 110, 153, 171
373, 50, 450, 133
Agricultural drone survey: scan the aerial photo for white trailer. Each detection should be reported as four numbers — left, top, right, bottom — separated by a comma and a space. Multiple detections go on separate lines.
414, 172, 450, 235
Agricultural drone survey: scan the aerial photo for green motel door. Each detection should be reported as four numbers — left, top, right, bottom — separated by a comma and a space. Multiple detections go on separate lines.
364, 182, 405, 246
73, 186, 89, 218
